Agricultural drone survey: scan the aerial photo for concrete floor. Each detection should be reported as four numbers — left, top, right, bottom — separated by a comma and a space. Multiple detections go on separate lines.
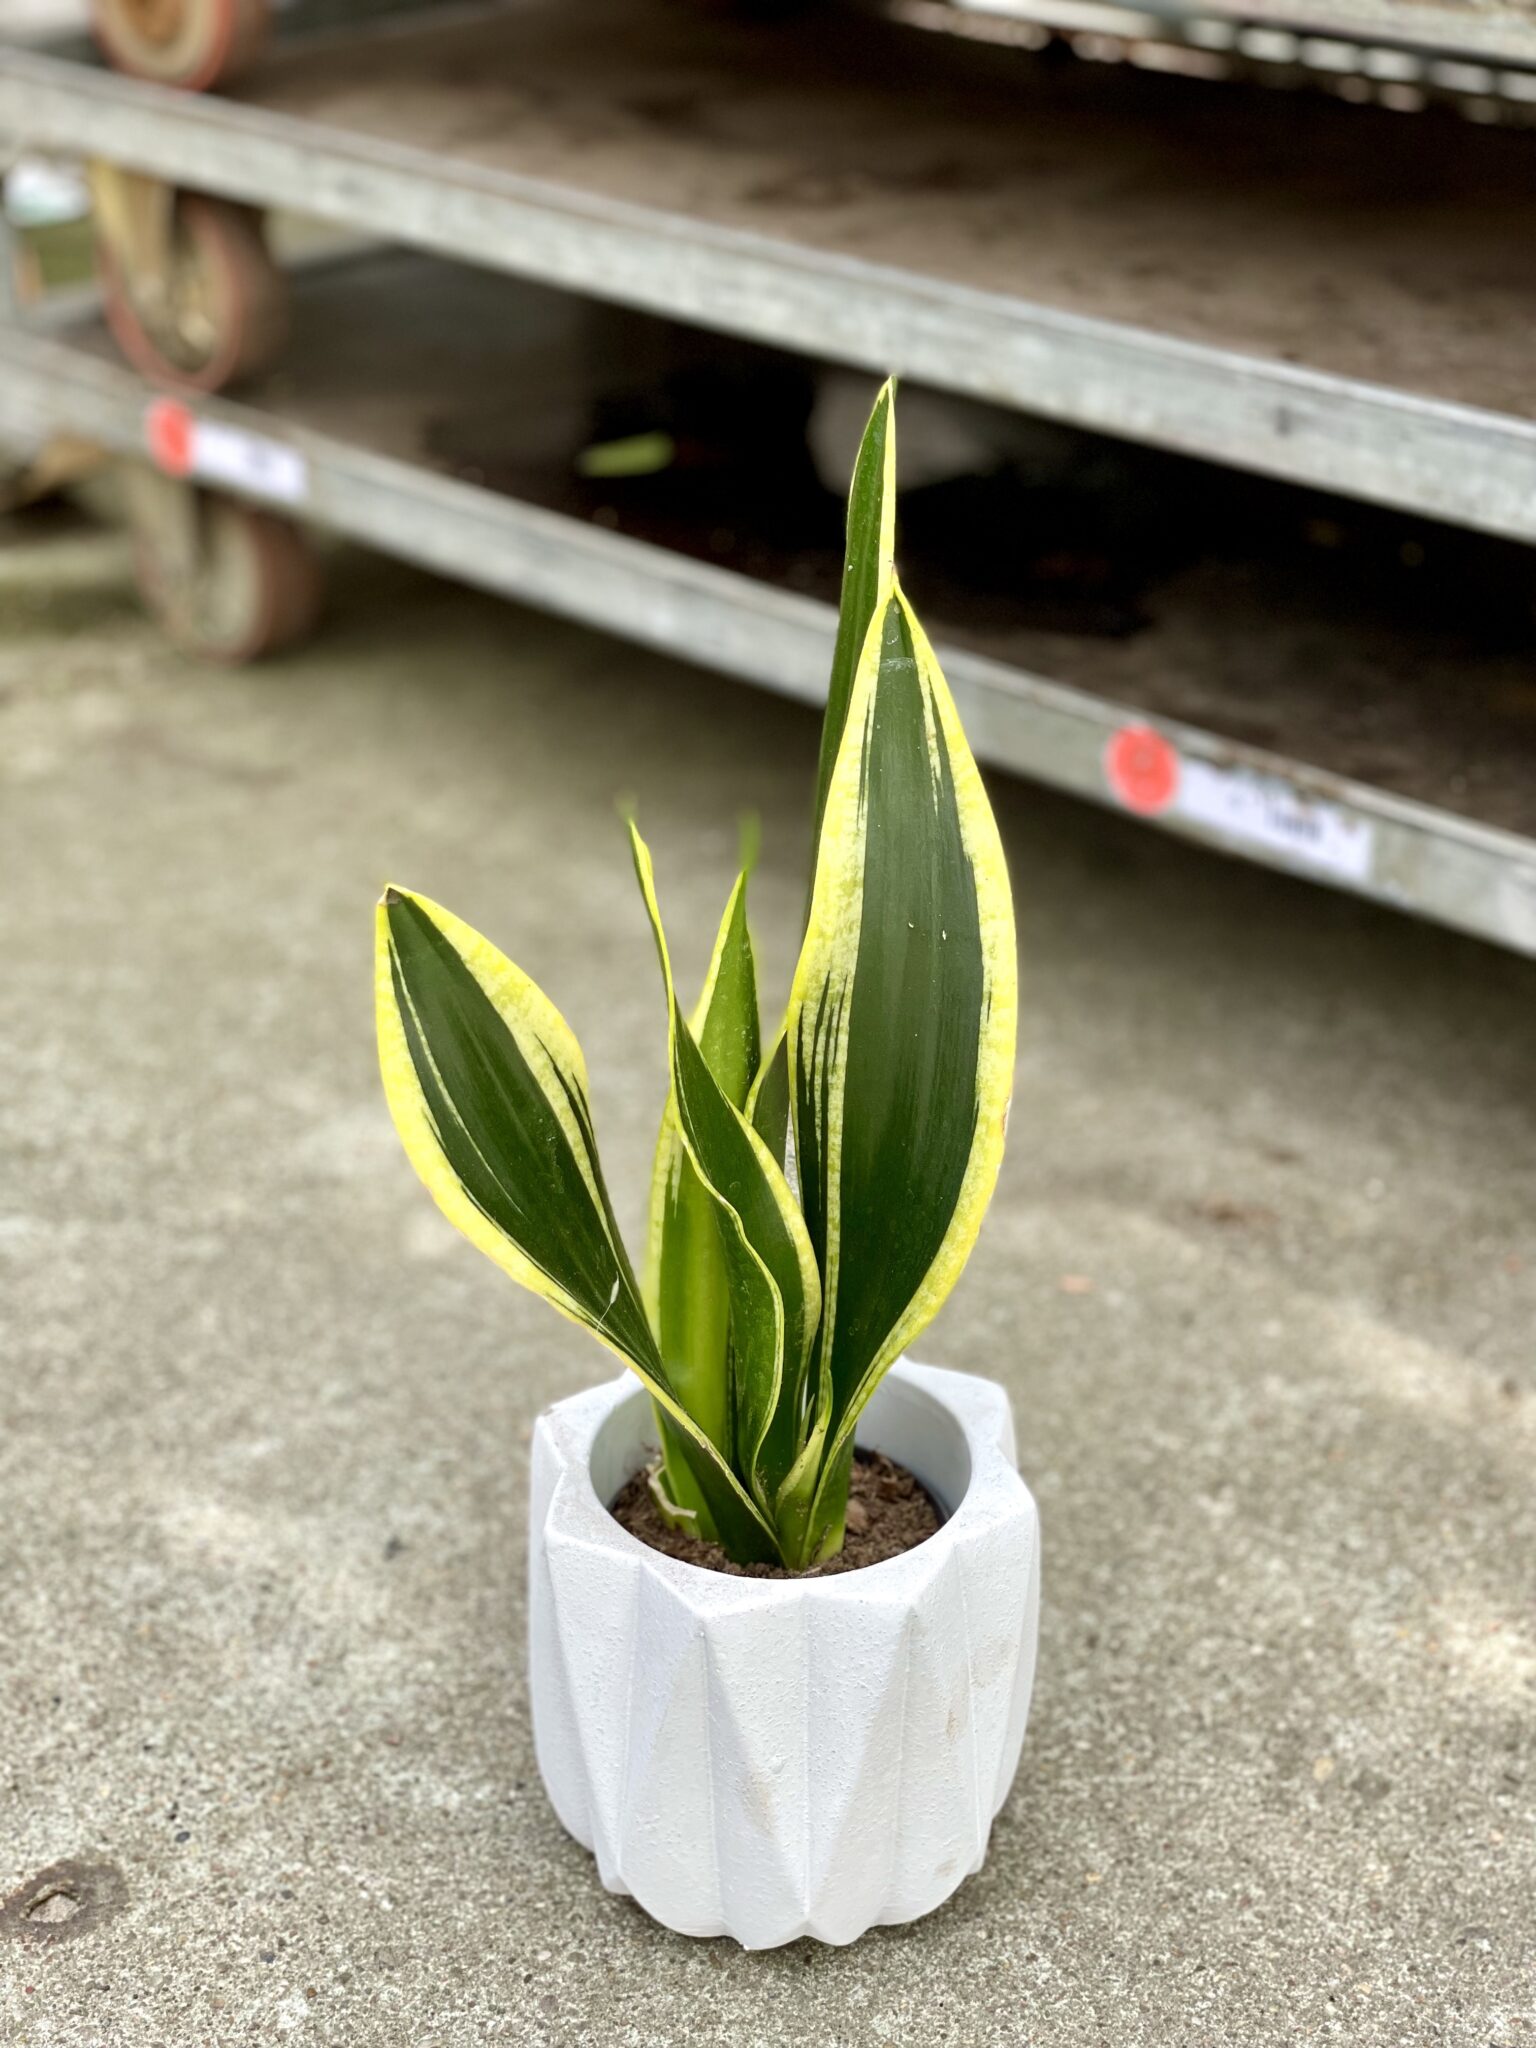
2, 517, 1532, 2047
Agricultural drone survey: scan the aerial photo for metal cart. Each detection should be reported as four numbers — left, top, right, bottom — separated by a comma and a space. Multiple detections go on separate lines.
3, 0, 1536, 957
914, 0, 1536, 106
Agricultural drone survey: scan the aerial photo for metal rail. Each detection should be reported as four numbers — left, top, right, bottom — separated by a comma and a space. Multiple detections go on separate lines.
4, 44, 1536, 548
1057, 0, 1536, 64
903, 0, 1536, 109
3, 321, 1532, 955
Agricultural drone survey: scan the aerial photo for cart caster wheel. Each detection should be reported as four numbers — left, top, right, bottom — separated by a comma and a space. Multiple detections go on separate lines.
100, 194, 287, 394
130, 482, 323, 664
91, 0, 270, 89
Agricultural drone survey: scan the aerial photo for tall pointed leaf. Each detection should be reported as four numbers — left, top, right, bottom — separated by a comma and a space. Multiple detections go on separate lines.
786, 582, 1017, 1550
629, 828, 822, 1520
644, 867, 761, 1527
375, 886, 779, 1562
808, 377, 896, 875
747, 1028, 790, 1170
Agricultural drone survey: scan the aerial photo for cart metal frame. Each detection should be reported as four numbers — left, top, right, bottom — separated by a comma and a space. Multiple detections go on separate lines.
3, 4, 1536, 957
5, 44, 1536, 549
4, 309, 1533, 955
937, 0, 1536, 69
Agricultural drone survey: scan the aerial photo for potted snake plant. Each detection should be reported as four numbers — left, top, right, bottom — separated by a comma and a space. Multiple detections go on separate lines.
375, 383, 1040, 1949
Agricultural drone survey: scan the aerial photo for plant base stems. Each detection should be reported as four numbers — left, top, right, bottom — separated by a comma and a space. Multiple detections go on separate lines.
807, 1434, 856, 1567
653, 1403, 718, 1540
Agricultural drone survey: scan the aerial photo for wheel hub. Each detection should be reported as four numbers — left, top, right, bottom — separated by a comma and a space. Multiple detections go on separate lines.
117, 0, 186, 47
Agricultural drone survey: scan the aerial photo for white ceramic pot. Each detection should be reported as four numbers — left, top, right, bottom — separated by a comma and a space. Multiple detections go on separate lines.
527, 1358, 1041, 1949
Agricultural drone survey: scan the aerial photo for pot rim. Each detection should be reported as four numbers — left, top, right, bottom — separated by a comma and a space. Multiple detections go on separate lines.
541, 1357, 1025, 1602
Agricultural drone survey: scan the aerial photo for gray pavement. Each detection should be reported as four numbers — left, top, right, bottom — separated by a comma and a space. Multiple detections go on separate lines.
2, 518, 1533, 2046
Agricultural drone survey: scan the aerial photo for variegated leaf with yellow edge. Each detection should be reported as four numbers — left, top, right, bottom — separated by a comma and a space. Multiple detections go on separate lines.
372, 377, 1017, 1575
785, 580, 1017, 1561
809, 376, 897, 878
629, 826, 822, 1527
643, 859, 761, 1535
375, 886, 780, 1564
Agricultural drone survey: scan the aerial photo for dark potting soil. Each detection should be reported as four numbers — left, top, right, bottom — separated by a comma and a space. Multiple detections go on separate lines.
609, 1449, 941, 1577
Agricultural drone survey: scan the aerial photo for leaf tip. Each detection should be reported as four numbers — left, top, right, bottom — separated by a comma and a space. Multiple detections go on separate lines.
737, 810, 761, 880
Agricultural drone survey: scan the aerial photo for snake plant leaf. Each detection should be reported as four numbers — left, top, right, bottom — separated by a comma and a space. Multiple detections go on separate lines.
809, 376, 897, 872
746, 1027, 790, 1169
375, 886, 779, 1563
629, 827, 822, 1520
644, 866, 762, 1529
787, 581, 1018, 1550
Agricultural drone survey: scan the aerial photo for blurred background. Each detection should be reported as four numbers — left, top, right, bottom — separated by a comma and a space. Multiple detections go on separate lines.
2, 0, 1533, 2040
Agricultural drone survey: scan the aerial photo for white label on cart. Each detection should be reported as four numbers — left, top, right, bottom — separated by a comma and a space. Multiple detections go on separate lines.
1176, 758, 1374, 881
145, 399, 308, 507
189, 419, 307, 505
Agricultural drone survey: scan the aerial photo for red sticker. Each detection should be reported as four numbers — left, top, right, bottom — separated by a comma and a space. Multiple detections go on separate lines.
145, 398, 195, 478
1104, 724, 1180, 815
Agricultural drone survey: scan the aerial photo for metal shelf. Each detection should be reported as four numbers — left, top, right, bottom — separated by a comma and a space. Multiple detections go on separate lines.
4, 0, 1536, 542
3, 249, 1534, 956
935, 0, 1536, 69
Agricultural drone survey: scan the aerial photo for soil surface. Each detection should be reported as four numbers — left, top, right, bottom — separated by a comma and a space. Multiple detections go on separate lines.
610, 1449, 942, 1576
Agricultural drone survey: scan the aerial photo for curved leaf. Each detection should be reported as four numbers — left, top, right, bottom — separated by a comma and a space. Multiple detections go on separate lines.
629, 828, 822, 1521
808, 376, 897, 885
746, 1026, 790, 1170
644, 866, 762, 1526
375, 886, 779, 1562
786, 581, 1017, 1548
